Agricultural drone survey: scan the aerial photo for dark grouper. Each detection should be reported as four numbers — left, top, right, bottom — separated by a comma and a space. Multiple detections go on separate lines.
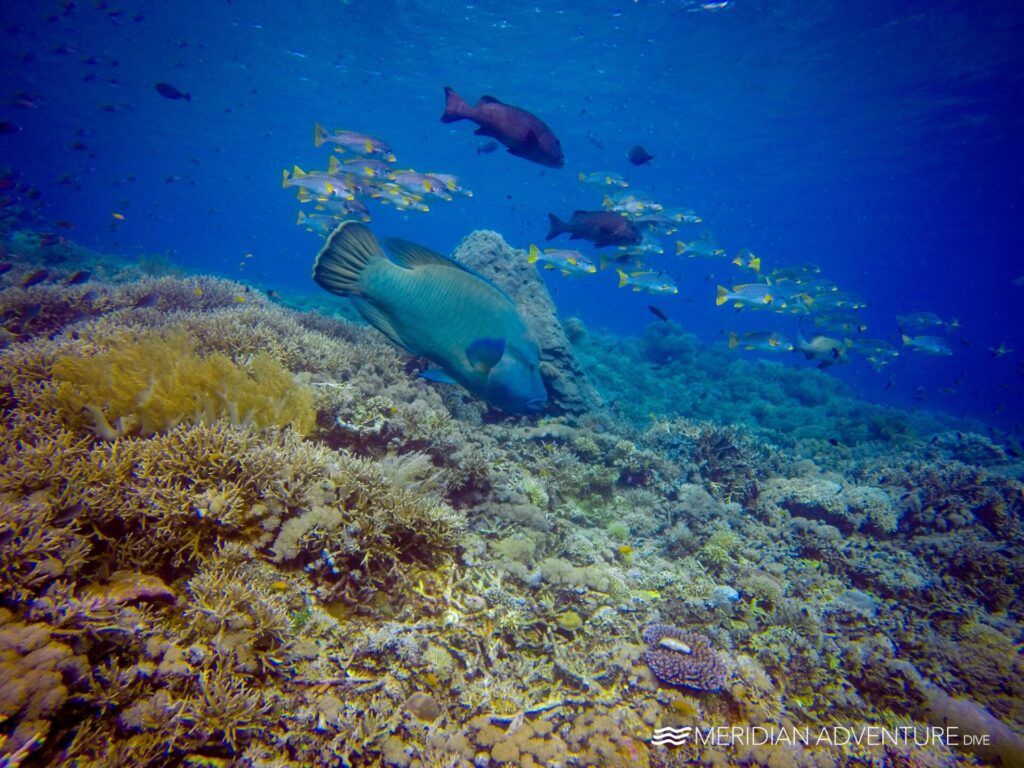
441, 86, 565, 168
313, 222, 548, 414
547, 209, 642, 248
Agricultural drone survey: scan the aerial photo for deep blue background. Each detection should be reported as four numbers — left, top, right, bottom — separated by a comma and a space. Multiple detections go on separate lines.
2, 0, 1022, 432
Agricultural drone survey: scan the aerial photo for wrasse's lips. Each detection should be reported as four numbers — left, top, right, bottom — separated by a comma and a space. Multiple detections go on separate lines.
524, 398, 547, 413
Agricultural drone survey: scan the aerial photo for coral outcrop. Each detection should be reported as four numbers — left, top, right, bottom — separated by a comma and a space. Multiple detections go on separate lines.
451, 230, 605, 417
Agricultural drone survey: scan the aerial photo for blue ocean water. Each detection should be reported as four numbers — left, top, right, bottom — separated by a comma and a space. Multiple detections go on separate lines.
2, 0, 1022, 432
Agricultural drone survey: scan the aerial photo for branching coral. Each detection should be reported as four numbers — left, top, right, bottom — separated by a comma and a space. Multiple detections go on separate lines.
0, 495, 91, 605
0, 416, 334, 574
173, 655, 271, 753
180, 544, 294, 674
270, 452, 466, 602
690, 423, 768, 503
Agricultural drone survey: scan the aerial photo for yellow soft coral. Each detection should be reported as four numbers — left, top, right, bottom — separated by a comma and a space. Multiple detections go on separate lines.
50, 330, 315, 438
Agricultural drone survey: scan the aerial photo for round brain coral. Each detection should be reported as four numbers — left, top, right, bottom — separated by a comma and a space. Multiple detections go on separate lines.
643, 623, 727, 691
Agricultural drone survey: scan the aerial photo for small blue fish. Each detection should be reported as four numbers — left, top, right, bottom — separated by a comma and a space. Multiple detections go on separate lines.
527, 244, 596, 276
902, 334, 952, 356
617, 269, 678, 294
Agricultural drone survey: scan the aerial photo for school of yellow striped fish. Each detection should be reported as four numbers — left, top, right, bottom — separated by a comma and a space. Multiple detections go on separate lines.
283, 126, 959, 373
283, 123, 471, 233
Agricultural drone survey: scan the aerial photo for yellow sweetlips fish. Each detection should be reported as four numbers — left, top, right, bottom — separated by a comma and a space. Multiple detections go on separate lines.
313, 222, 548, 414
716, 283, 773, 307
617, 269, 678, 294
527, 244, 597, 276
312, 123, 395, 162
282, 157, 356, 201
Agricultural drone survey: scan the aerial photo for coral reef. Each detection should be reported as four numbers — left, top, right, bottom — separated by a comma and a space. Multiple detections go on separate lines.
0, 230, 1021, 767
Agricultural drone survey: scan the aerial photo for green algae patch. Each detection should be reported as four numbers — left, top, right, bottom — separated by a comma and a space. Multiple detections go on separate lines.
50, 329, 315, 438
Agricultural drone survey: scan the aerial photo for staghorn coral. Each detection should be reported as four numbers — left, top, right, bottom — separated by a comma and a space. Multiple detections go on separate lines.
178, 545, 294, 675
269, 451, 466, 602
0, 492, 92, 605
172, 655, 272, 754
0, 411, 337, 576
690, 423, 768, 503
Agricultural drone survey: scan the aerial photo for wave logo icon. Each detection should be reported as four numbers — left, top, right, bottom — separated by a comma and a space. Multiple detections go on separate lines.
651, 726, 692, 746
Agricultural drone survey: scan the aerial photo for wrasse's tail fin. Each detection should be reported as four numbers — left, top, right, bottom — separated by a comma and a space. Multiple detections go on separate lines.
716, 285, 729, 306
312, 221, 383, 298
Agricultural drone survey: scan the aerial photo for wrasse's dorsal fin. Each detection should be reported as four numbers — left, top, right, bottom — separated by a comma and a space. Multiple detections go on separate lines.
385, 237, 514, 303
385, 238, 458, 270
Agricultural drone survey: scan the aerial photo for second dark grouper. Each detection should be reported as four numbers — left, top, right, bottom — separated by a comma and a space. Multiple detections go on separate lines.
547, 209, 642, 248
312, 222, 548, 414
441, 86, 565, 168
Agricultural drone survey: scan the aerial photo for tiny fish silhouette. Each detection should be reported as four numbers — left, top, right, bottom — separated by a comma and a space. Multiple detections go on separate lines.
627, 144, 654, 165
155, 82, 190, 101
